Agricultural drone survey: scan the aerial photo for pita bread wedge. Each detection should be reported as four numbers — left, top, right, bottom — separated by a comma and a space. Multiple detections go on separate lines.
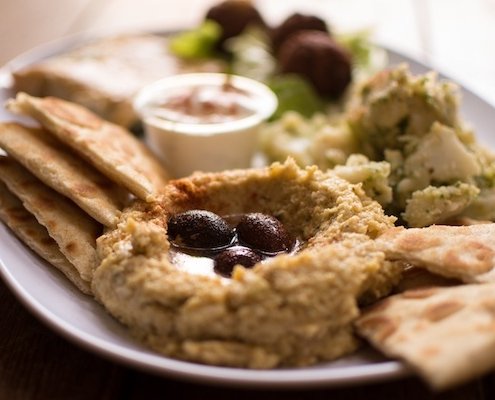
7, 92, 170, 201
442, 216, 492, 226
0, 156, 101, 282
0, 181, 91, 294
376, 224, 495, 283
356, 284, 495, 390
12, 34, 226, 128
395, 265, 460, 293
0, 122, 128, 227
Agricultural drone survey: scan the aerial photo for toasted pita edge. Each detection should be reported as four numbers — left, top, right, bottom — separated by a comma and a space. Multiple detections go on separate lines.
376, 224, 495, 284
0, 122, 127, 227
355, 284, 495, 390
0, 181, 91, 294
7, 92, 170, 201
0, 156, 100, 282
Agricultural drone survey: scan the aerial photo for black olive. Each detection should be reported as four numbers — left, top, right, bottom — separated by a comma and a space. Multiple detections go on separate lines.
214, 246, 262, 277
167, 210, 234, 250
236, 213, 294, 254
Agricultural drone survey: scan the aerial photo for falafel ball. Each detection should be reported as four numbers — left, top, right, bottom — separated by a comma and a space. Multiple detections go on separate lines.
205, 0, 265, 48
278, 30, 352, 98
271, 13, 329, 55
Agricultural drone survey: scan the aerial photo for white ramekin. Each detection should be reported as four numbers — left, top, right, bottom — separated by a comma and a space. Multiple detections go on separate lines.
133, 73, 278, 178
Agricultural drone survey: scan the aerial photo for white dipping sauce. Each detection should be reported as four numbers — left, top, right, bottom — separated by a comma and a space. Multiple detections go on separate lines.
134, 73, 278, 177
149, 83, 256, 124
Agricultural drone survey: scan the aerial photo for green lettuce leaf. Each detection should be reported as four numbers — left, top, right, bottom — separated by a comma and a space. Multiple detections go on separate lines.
169, 20, 222, 59
268, 75, 324, 120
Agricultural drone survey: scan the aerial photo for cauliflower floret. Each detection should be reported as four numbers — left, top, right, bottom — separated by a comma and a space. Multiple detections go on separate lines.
395, 123, 482, 208
462, 162, 495, 220
345, 65, 495, 226
259, 111, 357, 169
332, 154, 392, 206
405, 123, 481, 181
259, 112, 317, 166
403, 183, 479, 227
462, 187, 495, 221
347, 64, 460, 159
260, 65, 495, 227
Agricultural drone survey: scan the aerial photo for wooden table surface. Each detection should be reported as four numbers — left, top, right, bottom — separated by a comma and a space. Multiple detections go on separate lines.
0, 278, 493, 400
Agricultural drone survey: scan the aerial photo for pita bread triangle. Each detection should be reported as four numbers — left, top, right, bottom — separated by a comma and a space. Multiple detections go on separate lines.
356, 283, 495, 390
0, 156, 101, 282
0, 180, 91, 294
7, 92, 170, 201
0, 122, 128, 226
376, 224, 495, 283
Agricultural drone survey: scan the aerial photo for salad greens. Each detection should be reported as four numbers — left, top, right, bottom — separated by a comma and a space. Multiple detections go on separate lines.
169, 19, 387, 120
225, 27, 276, 83
267, 75, 324, 120
169, 20, 222, 59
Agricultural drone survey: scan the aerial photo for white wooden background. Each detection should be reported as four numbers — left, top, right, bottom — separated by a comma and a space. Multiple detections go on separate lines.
0, 0, 494, 105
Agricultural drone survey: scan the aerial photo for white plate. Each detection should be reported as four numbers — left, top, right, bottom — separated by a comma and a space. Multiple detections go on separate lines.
0, 35, 494, 389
